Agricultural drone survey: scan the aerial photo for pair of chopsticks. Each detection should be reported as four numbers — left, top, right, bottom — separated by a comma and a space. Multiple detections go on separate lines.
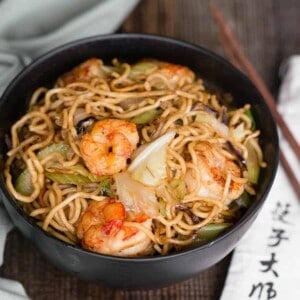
209, 4, 300, 199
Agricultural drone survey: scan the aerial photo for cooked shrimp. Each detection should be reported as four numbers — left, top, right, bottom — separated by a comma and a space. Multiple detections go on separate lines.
80, 119, 139, 176
58, 58, 105, 85
185, 143, 245, 204
77, 199, 153, 257
146, 59, 195, 89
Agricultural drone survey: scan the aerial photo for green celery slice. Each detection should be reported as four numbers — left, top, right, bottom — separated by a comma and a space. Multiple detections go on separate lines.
245, 140, 260, 184
130, 109, 161, 125
194, 223, 233, 243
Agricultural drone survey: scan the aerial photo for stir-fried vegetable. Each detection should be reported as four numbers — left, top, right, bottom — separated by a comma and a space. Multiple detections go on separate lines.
236, 192, 252, 208
194, 223, 232, 244
45, 164, 105, 184
232, 123, 247, 142
129, 61, 158, 77
45, 172, 93, 185
245, 109, 256, 130
114, 172, 158, 217
245, 140, 260, 184
195, 111, 229, 137
15, 143, 113, 196
46, 166, 113, 196
37, 142, 69, 160
243, 109, 260, 183
130, 109, 162, 125
98, 177, 114, 197
169, 178, 186, 201
14, 169, 33, 196
158, 198, 167, 217
129, 131, 176, 186
15, 143, 70, 195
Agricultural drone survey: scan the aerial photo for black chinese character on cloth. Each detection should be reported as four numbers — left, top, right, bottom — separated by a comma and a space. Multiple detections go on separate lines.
268, 228, 289, 247
260, 252, 279, 277
249, 282, 277, 299
271, 202, 291, 224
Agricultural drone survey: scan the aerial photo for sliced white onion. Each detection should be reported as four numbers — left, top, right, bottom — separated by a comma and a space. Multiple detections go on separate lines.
114, 172, 159, 217
195, 111, 229, 137
128, 131, 176, 171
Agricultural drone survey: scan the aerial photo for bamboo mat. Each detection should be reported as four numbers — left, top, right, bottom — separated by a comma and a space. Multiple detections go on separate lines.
1, 0, 299, 299
1, 230, 230, 299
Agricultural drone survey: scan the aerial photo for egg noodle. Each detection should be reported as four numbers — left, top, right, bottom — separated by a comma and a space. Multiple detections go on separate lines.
4, 58, 266, 256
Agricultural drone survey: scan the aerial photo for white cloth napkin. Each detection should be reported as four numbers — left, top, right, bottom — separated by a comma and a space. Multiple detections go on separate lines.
221, 55, 300, 300
0, 0, 139, 94
0, 0, 139, 299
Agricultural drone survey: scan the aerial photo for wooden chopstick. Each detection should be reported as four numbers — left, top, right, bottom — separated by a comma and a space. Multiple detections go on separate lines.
210, 4, 300, 161
279, 150, 300, 196
209, 3, 300, 199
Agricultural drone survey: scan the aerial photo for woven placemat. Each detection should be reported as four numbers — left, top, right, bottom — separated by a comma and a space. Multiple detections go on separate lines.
0, 230, 231, 299
0, 0, 299, 299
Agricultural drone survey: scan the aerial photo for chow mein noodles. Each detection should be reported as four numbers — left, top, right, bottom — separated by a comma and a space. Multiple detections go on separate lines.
4, 58, 266, 256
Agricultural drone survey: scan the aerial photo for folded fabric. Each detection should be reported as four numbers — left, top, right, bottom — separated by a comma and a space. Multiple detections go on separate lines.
0, 0, 139, 58
0, 0, 139, 298
0, 278, 28, 300
221, 56, 300, 300
0, 0, 139, 94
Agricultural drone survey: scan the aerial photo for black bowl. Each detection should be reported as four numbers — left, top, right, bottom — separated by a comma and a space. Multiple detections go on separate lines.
0, 34, 278, 289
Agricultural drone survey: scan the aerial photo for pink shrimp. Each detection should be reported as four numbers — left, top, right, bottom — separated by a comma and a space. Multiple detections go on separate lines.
185, 143, 245, 204
58, 58, 105, 85
80, 119, 139, 176
144, 59, 195, 89
76, 199, 153, 257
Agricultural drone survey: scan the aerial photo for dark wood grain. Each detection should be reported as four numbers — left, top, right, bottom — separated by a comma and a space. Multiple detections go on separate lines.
121, 0, 279, 89
0, 230, 231, 300
1, 1, 299, 299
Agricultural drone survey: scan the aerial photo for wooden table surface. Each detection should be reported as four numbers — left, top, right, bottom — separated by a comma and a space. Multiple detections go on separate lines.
1, 1, 299, 299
